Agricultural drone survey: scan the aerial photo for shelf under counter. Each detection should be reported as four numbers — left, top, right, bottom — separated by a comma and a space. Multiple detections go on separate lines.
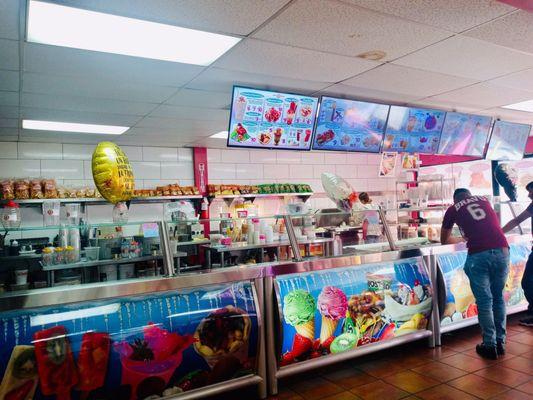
40, 254, 166, 271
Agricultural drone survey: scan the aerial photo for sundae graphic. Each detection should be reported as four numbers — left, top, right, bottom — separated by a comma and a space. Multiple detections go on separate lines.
265, 107, 281, 123
425, 114, 437, 130
193, 306, 251, 371
114, 323, 194, 400
281, 290, 316, 365
274, 128, 283, 145
230, 123, 249, 143
0, 346, 38, 400
285, 101, 298, 125
317, 286, 348, 349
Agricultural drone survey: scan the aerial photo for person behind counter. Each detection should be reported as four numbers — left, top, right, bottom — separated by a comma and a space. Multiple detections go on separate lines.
502, 181, 533, 327
358, 192, 382, 244
440, 188, 509, 360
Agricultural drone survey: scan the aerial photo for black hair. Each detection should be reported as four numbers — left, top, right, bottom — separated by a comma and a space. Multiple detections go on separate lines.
359, 192, 370, 203
453, 188, 471, 202
527, 181, 533, 191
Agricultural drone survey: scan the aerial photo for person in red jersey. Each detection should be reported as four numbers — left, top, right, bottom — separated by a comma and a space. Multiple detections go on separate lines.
441, 188, 509, 360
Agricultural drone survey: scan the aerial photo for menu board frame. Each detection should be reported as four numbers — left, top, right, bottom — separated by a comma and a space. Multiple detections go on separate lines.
227, 85, 319, 152
311, 95, 390, 153
382, 105, 446, 154
485, 119, 531, 161
437, 111, 493, 157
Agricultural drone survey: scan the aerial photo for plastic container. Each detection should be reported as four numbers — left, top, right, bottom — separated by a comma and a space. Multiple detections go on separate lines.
43, 200, 60, 226
84, 247, 100, 261
119, 264, 135, 280
41, 247, 54, 266
53, 247, 64, 264
99, 265, 117, 281
65, 203, 81, 225
1, 200, 21, 229
14, 269, 28, 285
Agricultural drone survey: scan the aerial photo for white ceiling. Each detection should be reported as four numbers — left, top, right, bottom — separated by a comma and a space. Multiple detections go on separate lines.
1, 0, 533, 147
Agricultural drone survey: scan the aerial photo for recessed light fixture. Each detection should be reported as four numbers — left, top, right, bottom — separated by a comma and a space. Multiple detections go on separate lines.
23, 120, 129, 135
27, 0, 241, 66
357, 50, 386, 61
210, 131, 228, 139
502, 99, 533, 113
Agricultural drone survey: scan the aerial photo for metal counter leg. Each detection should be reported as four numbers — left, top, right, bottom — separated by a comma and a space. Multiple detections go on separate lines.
206, 249, 211, 270
220, 252, 225, 268
428, 254, 441, 347
264, 276, 279, 395
254, 278, 267, 399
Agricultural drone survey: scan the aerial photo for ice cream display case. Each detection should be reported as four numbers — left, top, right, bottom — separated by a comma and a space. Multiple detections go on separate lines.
264, 248, 437, 394
0, 267, 267, 400
433, 234, 531, 339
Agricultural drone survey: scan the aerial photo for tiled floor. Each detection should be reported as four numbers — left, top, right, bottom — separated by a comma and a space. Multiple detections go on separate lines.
209, 313, 533, 399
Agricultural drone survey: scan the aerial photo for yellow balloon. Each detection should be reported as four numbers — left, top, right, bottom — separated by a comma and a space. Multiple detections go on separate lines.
92, 142, 134, 203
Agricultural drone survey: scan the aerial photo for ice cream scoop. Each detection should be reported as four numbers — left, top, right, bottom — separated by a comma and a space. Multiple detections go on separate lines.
283, 290, 316, 326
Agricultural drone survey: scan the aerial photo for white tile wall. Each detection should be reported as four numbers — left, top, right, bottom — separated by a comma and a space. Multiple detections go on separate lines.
178, 148, 193, 163
207, 148, 221, 163
251, 150, 277, 164
289, 164, 314, 179
142, 146, 178, 161
301, 152, 325, 164
131, 161, 161, 179
263, 164, 289, 179
18, 142, 62, 160
220, 149, 250, 163
313, 164, 333, 178
0, 141, 17, 158
63, 144, 95, 160
324, 152, 346, 165
160, 161, 194, 180
121, 146, 143, 161
0, 159, 40, 177
41, 159, 83, 179
209, 163, 236, 180
277, 151, 301, 164
236, 163, 263, 179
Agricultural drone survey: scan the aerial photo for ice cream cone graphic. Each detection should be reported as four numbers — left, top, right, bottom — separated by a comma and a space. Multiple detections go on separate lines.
282, 290, 316, 361
317, 286, 348, 346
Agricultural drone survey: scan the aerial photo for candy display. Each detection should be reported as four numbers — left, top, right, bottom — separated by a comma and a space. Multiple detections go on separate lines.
228, 87, 318, 151
383, 106, 445, 154
208, 183, 312, 196
278, 257, 432, 364
92, 142, 134, 204
0, 282, 258, 400
437, 243, 530, 326
312, 96, 389, 153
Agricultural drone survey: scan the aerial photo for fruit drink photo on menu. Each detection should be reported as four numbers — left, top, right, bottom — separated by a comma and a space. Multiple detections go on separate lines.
228, 86, 318, 151
383, 106, 445, 154
312, 96, 389, 152
437, 112, 492, 156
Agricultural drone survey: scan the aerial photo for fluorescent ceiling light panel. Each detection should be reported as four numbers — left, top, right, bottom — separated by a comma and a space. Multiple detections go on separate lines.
210, 131, 228, 139
27, 0, 241, 65
23, 120, 129, 135
502, 99, 533, 113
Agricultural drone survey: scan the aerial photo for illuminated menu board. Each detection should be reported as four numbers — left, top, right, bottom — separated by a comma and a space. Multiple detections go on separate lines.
486, 120, 531, 160
438, 112, 492, 156
227, 86, 318, 150
383, 106, 445, 154
312, 96, 389, 152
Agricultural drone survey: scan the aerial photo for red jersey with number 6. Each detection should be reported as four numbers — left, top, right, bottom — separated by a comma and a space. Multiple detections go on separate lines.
442, 195, 508, 254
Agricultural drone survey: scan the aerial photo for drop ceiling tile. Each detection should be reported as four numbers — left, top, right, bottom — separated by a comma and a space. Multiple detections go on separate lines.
394, 36, 533, 80
406, 99, 482, 113
134, 117, 224, 131
424, 83, 533, 109
477, 107, 533, 124
342, 64, 477, 98
186, 67, 329, 94
22, 72, 178, 103
52, 0, 289, 36
0, 135, 18, 141
0, 39, 18, 70
165, 88, 231, 109
21, 93, 156, 116
23, 42, 204, 87
0, 118, 18, 128
253, 0, 451, 60
320, 83, 419, 104
489, 68, 533, 92
0, 70, 19, 91
149, 105, 228, 121
0, 91, 18, 106
20, 107, 141, 126
465, 11, 533, 55
0, 0, 20, 40
215, 38, 378, 82
346, 0, 515, 33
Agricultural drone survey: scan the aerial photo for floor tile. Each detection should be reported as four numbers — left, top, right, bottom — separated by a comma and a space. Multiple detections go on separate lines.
411, 361, 468, 382
439, 353, 496, 372
320, 391, 362, 400
441, 338, 476, 352
272, 387, 305, 400
509, 333, 533, 346
426, 346, 459, 360
416, 383, 478, 400
503, 340, 533, 356
322, 367, 378, 389
474, 364, 532, 387
383, 371, 440, 393
516, 380, 533, 394
289, 377, 344, 400
499, 356, 533, 374
356, 359, 408, 378
489, 389, 533, 400
447, 374, 510, 399
350, 380, 410, 400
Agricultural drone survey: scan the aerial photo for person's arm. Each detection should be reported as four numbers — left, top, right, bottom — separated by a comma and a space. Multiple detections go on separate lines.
440, 207, 464, 244
502, 207, 532, 233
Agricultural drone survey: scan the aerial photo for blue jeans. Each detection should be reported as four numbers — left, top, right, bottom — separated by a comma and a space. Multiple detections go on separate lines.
523, 251, 533, 316
464, 248, 509, 346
